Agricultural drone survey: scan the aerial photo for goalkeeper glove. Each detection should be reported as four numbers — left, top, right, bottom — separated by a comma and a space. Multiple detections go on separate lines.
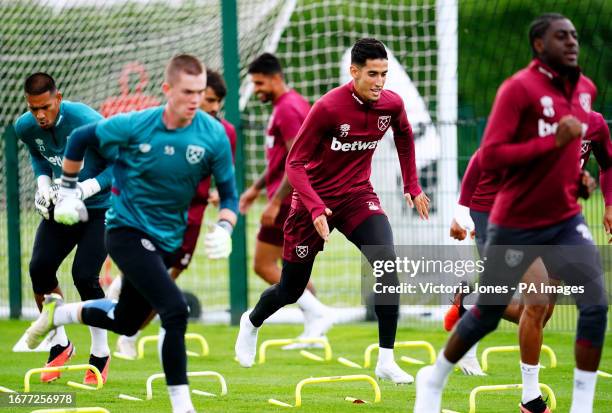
54, 186, 89, 225
34, 175, 53, 220
53, 178, 101, 201
204, 220, 233, 259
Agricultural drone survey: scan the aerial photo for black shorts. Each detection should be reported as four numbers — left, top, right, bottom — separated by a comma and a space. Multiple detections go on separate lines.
477, 214, 607, 307
29, 208, 107, 298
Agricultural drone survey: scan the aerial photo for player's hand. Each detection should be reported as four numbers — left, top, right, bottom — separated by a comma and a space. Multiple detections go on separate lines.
604, 206, 612, 244
239, 186, 260, 214
313, 208, 332, 242
204, 223, 232, 259
34, 187, 52, 220
452, 204, 475, 241
406, 192, 430, 220
54, 188, 89, 225
555, 115, 582, 148
207, 189, 220, 207
261, 199, 281, 227
450, 218, 468, 241
48, 183, 61, 205
578, 170, 597, 199
53, 178, 100, 201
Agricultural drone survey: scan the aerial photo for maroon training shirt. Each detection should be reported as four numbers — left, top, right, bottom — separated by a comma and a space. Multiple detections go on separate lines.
480, 59, 597, 228
460, 111, 612, 214
458, 149, 500, 213
581, 111, 612, 206
286, 82, 421, 221
265, 89, 310, 204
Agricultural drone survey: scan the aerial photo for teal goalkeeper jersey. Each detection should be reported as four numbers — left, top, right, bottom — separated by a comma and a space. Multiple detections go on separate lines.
14, 100, 114, 209
96, 106, 235, 252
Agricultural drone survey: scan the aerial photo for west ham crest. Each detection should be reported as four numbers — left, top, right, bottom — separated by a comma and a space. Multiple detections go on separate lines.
505, 248, 524, 268
296, 245, 309, 259
579, 93, 591, 113
186, 145, 205, 164
377, 115, 391, 131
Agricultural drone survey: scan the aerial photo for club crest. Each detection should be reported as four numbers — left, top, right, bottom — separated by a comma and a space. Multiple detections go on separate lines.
296, 245, 309, 259
505, 248, 523, 268
579, 93, 591, 113
377, 115, 391, 131
186, 145, 205, 164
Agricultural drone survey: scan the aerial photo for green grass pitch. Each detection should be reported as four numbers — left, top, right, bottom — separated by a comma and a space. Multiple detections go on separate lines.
0, 320, 610, 412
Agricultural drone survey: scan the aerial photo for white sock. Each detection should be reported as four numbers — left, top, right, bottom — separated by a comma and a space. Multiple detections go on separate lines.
89, 327, 110, 358
53, 302, 82, 325
168, 384, 194, 413
429, 352, 454, 389
158, 327, 166, 365
49, 326, 69, 347
465, 342, 478, 359
378, 347, 394, 365
122, 331, 140, 342
569, 368, 597, 413
520, 362, 541, 403
296, 290, 327, 317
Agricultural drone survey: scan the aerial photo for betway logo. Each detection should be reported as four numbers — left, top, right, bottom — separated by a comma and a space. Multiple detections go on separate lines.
331, 136, 378, 151
538, 119, 588, 138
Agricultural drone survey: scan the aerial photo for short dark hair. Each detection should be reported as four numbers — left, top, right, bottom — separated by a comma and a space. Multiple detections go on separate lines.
248, 53, 283, 76
528, 13, 568, 56
24, 72, 57, 95
206, 69, 227, 100
351, 38, 388, 66
165, 54, 204, 84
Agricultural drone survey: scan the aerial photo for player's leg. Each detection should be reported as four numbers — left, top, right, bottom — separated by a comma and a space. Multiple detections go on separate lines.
235, 203, 325, 367
343, 213, 412, 384
102, 228, 193, 412
547, 215, 607, 413
254, 236, 331, 346
235, 259, 315, 367
516, 258, 555, 413
29, 217, 79, 382
112, 260, 185, 358
414, 223, 539, 412
453, 209, 490, 375
256, 203, 331, 341
71, 209, 111, 383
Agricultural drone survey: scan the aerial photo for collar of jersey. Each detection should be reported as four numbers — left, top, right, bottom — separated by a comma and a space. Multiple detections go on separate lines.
159, 105, 194, 131
348, 82, 376, 109
273, 89, 292, 106
530, 58, 581, 84
54, 101, 65, 128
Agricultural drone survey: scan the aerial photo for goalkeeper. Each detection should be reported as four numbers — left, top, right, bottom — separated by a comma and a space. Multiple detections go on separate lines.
25, 55, 237, 413
14, 72, 113, 384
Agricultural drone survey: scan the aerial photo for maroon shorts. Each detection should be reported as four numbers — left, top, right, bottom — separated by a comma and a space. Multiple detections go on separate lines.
257, 202, 292, 247
283, 190, 386, 262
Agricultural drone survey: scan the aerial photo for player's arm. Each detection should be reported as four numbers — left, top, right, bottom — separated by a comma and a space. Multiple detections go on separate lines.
480, 80, 581, 170
18, 129, 55, 219
262, 106, 304, 226
239, 168, 266, 214
391, 99, 429, 219
286, 100, 331, 237
451, 150, 481, 240
55, 113, 132, 225
589, 113, 612, 241
205, 133, 239, 259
